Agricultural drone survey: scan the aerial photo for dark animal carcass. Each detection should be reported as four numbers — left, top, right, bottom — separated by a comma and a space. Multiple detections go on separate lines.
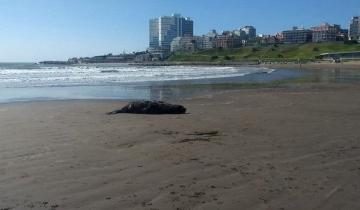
107, 101, 186, 115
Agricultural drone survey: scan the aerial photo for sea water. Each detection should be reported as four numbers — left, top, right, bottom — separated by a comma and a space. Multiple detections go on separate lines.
0, 63, 302, 103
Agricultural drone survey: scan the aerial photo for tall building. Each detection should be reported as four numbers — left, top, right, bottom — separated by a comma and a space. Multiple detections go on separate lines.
349, 16, 360, 41
282, 27, 312, 44
311, 23, 341, 42
149, 19, 160, 49
149, 14, 193, 51
240, 26, 256, 40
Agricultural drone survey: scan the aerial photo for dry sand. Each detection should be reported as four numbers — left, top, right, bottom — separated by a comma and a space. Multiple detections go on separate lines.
1, 85, 360, 210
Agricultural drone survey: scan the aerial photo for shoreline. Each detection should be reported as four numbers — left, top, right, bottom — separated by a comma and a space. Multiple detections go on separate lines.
35, 60, 360, 71
262, 61, 360, 70
0, 67, 307, 104
132, 61, 360, 70
1, 63, 359, 104
36, 61, 360, 71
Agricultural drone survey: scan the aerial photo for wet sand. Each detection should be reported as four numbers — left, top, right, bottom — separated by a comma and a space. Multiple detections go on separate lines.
1, 85, 360, 210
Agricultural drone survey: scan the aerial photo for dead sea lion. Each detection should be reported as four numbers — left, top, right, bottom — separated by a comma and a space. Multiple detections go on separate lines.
107, 101, 186, 115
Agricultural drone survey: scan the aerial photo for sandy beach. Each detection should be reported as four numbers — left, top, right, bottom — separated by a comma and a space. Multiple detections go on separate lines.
1, 84, 360, 210
263, 61, 360, 71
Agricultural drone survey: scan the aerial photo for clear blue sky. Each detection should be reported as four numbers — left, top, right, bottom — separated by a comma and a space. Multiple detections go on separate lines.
0, 0, 359, 62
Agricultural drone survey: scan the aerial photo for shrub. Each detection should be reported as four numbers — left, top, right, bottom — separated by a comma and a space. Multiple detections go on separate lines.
344, 40, 358, 45
211, 55, 219, 60
224, 55, 232, 60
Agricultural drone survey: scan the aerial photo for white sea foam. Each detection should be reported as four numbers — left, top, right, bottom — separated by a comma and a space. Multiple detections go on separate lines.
0, 65, 272, 88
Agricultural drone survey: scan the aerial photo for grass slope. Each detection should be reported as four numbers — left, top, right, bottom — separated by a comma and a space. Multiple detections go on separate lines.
168, 42, 360, 62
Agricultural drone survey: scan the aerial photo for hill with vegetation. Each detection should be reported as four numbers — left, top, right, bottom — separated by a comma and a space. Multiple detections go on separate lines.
168, 42, 360, 62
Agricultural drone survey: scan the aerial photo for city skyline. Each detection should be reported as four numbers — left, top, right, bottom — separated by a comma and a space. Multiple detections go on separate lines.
1, 0, 360, 62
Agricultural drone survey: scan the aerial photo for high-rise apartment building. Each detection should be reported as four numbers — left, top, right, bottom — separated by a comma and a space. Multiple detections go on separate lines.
349, 16, 360, 41
149, 14, 193, 51
149, 19, 160, 49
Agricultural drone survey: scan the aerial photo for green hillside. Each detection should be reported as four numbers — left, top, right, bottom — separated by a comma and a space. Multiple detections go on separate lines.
168, 42, 360, 62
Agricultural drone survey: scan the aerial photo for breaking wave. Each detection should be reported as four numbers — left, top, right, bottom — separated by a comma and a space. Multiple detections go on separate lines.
0, 64, 273, 88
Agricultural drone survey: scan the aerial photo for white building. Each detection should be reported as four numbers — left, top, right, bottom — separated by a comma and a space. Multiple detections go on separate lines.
349, 16, 360, 42
170, 36, 214, 53
171, 36, 196, 52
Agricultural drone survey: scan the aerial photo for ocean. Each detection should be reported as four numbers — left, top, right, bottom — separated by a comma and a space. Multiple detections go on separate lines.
0, 63, 303, 103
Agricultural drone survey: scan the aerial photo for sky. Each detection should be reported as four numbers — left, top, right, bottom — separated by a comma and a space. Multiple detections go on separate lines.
0, 0, 360, 62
